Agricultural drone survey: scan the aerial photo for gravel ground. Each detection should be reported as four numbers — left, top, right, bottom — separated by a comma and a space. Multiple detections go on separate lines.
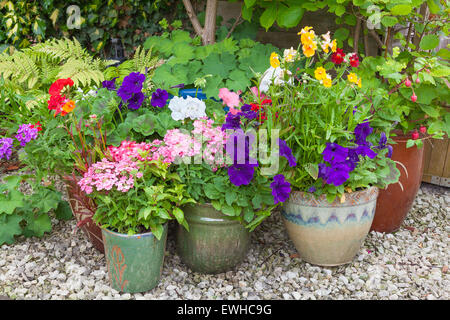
0, 180, 448, 300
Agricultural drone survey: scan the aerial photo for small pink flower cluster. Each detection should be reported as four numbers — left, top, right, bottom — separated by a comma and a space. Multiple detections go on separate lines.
78, 158, 142, 194
109, 140, 162, 162
156, 129, 201, 163
192, 119, 227, 167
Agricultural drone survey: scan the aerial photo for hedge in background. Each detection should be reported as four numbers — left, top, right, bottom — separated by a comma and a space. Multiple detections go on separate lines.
0, 0, 187, 57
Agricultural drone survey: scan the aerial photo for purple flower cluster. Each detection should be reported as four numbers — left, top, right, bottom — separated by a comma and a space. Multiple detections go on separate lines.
117, 72, 146, 110
376, 132, 393, 158
102, 77, 117, 91
319, 122, 378, 186
221, 106, 259, 132
278, 139, 297, 167
226, 130, 258, 186
0, 138, 14, 160
271, 174, 291, 204
15, 124, 38, 147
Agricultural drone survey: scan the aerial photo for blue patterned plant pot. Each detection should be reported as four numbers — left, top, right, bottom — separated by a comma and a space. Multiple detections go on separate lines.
282, 187, 379, 266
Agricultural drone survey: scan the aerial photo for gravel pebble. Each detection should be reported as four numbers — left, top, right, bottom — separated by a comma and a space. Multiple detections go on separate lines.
0, 176, 449, 300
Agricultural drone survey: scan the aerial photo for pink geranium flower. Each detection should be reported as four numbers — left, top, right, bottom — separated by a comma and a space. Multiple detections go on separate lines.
218, 88, 240, 108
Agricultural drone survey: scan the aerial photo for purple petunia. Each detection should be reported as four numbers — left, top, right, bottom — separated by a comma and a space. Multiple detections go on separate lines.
278, 138, 297, 167
322, 143, 349, 164
117, 72, 146, 102
322, 162, 352, 187
0, 137, 14, 160
102, 77, 117, 91
354, 122, 373, 145
228, 163, 258, 186
15, 124, 38, 147
151, 89, 169, 108
127, 92, 145, 110
225, 130, 257, 165
222, 112, 243, 131
376, 132, 393, 158
270, 174, 291, 204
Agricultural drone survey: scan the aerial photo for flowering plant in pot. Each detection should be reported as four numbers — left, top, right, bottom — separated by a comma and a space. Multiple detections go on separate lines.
171, 90, 296, 273
258, 27, 401, 266
355, 5, 450, 232
78, 140, 195, 293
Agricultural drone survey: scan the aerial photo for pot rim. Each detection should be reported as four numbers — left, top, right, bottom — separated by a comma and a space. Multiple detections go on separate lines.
102, 223, 168, 239
288, 186, 379, 208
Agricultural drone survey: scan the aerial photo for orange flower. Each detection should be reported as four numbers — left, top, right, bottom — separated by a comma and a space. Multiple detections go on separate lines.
61, 100, 76, 115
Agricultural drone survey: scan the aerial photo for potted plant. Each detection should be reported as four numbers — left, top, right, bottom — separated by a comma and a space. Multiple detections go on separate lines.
166, 91, 295, 273
357, 3, 449, 232
259, 27, 400, 266
77, 140, 194, 293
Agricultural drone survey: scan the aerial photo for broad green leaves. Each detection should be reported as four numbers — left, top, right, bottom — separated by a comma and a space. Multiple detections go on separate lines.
419, 35, 440, 51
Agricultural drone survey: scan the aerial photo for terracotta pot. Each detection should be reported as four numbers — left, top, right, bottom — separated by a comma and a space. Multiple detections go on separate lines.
371, 132, 426, 233
176, 203, 250, 274
282, 187, 379, 266
64, 176, 105, 253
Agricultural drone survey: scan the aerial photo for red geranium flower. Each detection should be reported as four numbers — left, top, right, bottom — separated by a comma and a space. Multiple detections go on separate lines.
349, 53, 360, 68
49, 78, 74, 96
331, 48, 345, 65
29, 122, 42, 132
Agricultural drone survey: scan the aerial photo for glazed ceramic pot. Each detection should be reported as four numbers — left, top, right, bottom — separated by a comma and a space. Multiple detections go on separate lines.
64, 176, 104, 253
176, 203, 250, 274
102, 224, 168, 293
282, 187, 379, 266
371, 132, 426, 233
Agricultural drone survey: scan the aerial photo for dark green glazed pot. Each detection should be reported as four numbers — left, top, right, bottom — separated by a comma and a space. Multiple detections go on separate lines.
176, 204, 250, 274
101, 224, 168, 293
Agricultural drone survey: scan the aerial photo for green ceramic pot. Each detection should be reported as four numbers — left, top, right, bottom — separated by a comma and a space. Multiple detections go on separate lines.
176, 204, 250, 274
102, 224, 168, 293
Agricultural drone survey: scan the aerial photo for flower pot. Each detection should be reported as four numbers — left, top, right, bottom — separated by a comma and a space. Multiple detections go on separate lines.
176, 203, 250, 274
282, 187, 379, 266
102, 224, 168, 293
64, 176, 105, 253
371, 132, 426, 233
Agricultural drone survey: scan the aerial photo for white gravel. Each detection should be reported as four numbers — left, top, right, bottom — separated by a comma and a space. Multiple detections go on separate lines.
0, 182, 448, 300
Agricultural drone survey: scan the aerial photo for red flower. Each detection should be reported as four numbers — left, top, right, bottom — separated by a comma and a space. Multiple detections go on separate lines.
49, 78, 74, 96
47, 94, 66, 110
331, 48, 345, 65
349, 53, 360, 68
29, 122, 42, 132
411, 130, 419, 140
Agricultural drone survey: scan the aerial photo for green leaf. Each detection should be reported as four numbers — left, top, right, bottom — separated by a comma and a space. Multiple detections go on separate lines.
54, 201, 73, 221
0, 215, 23, 245
334, 28, 350, 41
204, 184, 222, 200
260, 5, 277, 31
390, 5, 412, 15
304, 163, 319, 180
0, 190, 24, 215
221, 204, 236, 216
225, 192, 237, 206
151, 224, 164, 241
381, 16, 398, 27
277, 5, 304, 28
172, 207, 185, 224
427, 0, 441, 14
23, 213, 52, 238
419, 35, 440, 50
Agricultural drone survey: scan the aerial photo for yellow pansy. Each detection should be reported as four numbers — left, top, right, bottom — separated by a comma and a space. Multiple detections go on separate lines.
323, 75, 332, 88
298, 26, 316, 47
314, 67, 327, 81
347, 72, 358, 84
270, 52, 280, 68
357, 77, 362, 88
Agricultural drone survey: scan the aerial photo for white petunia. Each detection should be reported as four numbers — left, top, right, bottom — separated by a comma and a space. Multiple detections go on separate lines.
168, 96, 207, 121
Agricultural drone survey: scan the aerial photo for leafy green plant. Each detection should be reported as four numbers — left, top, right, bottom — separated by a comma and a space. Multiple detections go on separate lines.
144, 28, 281, 98
0, 174, 72, 245
0, 0, 187, 56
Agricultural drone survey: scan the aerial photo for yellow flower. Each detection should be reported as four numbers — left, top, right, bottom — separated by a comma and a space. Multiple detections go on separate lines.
331, 39, 337, 53
347, 72, 358, 84
321, 32, 332, 53
323, 75, 332, 88
299, 26, 316, 47
270, 52, 280, 68
357, 77, 362, 88
314, 67, 327, 81
283, 47, 297, 62
302, 41, 317, 58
